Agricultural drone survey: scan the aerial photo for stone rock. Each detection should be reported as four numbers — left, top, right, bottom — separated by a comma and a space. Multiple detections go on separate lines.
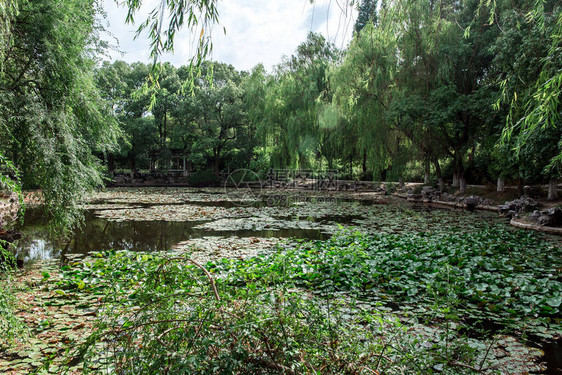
547, 207, 562, 223
462, 195, 481, 211
421, 186, 441, 202
498, 205, 509, 214
482, 198, 495, 206
500, 196, 539, 215
534, 207, 562, 227
407, 193, 422, 201
457, 195, 493, 211
440, 192, 457, 202
529, 210, 541, 222
538, 215, 551, 226
0, 229, 22, 243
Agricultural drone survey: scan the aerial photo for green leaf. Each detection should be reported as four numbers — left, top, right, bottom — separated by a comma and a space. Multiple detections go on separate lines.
54, 290, 67, 297
545, 296, 561, 308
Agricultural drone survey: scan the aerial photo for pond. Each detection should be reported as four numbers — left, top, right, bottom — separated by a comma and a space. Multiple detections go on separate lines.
7, 187, 562, 373
13, 187, 503, 264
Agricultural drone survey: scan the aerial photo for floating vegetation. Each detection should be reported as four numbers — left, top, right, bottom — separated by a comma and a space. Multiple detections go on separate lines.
192, 216, 341, 233
4, 188, 561, 373
171, 235, 283, 263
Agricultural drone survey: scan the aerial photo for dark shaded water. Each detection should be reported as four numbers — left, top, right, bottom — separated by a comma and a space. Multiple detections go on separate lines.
461, 318, 562, 374
11, 196, 462, 264
12, 208, 329, 263
533, 339, 562, 374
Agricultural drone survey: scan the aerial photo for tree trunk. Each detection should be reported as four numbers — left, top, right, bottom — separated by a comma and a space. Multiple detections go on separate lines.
496, 177, 505, 192
399, 176, 405, 188
452, 174, 459, 187
108, 154, 115, 177
548, 179, 558, 200
459, 176, 467, 194
380, 168, 387, 182
163, 110, 167, 145
438, 178, 445, 191
129, 155, 136, 179
433, 159, 444, 191
214, 155, 220, 177
453, 153, 463, 189
362, 151, 367, 179
424, 160, 430, 184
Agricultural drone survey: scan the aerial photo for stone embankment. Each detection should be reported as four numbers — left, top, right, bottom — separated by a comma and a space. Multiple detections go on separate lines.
1, 191, 42, 248
393, 186, 498, 212
394, 186, 562, 235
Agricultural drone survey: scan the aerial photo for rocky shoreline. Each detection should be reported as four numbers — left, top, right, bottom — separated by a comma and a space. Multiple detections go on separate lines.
392, 186, 562, 235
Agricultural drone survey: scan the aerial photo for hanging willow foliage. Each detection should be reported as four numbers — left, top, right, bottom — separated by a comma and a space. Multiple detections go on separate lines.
0, 0, 121, 234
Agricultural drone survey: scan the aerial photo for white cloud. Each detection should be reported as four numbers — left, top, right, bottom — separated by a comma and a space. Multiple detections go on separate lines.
99, 0, 356, 72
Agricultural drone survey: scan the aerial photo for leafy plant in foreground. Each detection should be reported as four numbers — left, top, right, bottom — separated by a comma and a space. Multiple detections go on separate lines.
215, 227, 562, 335
61, 251, 504, 374
0, 241, 26, 348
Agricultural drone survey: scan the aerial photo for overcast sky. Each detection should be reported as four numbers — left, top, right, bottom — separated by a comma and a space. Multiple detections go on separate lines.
100, 0, 357, 72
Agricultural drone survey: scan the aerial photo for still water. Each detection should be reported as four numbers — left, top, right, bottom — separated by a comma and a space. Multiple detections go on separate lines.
13, 207, 330, 263
7, 189, 562, 373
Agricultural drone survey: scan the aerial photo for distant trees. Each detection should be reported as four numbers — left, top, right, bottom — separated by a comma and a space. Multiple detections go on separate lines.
96, 0, 562, 194
96, 61, 251, 175
189, 63, 247, 174
2, 0, 559, 238
102, 0, 561, 195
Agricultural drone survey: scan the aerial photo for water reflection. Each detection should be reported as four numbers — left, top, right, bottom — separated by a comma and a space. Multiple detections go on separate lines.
13, 208, 328, 263
15, 239, 60, 263
12, 196, 502, 264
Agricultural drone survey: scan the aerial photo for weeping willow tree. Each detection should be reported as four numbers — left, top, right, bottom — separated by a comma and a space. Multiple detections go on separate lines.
0, 0, 18, 191
330, 6, 403, 181
492, 0, 562, 198
524, 8, 562, 148
261, 33, 337, 169
495, 1, 561, 143
0, 0, 121, 234
328, 0, 501, 188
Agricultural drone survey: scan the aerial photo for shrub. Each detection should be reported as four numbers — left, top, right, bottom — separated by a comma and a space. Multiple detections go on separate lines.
188, 169, 219, 186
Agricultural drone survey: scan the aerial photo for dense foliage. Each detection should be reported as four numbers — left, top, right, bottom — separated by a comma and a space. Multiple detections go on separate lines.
0, 245, 25, 348
0, 0, 120, 233
56, 226, 560, 373
95, 0, 562, 192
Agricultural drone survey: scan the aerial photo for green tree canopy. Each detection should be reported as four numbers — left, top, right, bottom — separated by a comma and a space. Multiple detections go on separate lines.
0, 0, 121, 233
